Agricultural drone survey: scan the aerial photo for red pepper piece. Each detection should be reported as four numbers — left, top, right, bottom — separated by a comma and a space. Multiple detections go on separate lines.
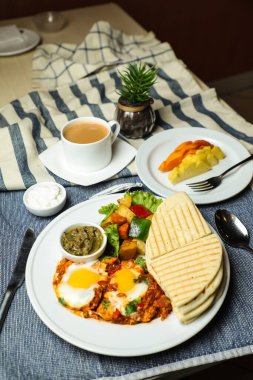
113, 309, 121, 320
130, 204, 152, 218
137, 303, 145, 310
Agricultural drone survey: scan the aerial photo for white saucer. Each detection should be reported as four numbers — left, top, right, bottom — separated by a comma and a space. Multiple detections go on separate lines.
39, 139, 137, 186
0, 28, 40, 56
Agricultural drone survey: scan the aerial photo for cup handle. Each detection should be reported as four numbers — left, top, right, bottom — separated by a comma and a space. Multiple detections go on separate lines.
108, 121, 120, 144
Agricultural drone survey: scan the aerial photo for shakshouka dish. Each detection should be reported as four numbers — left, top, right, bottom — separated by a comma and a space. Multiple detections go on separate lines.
53, 190, 224, 325
53, 256, 171, 324
53, 191, 172, 324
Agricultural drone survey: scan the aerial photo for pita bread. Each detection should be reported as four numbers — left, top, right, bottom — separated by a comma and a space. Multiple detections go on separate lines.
145, 192, 224, 323
146, 192, 211, 259
149, 234, 222, 307
173, 293, 216, 323
175, 262, 223, 315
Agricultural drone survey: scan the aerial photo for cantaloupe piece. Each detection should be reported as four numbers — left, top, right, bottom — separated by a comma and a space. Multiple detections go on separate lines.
159, 150, 185, 172
168, 145, 225, 184
159, 140, 213, 172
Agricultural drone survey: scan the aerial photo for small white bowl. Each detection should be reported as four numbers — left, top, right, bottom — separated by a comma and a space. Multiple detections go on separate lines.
60, 222, 107, 263
23, 182, 67, 217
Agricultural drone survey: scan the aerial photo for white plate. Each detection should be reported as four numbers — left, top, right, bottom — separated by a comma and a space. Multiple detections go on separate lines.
136, 128, 253, 204
25, 194, 230, 357
39, 139, 136, 186
0, 28, 40, 56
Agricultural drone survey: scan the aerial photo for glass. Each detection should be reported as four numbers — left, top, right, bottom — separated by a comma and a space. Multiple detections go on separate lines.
33, 11, 67, 33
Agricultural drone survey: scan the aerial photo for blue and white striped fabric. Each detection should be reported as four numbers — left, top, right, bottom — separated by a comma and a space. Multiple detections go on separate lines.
0, 21, 253, 191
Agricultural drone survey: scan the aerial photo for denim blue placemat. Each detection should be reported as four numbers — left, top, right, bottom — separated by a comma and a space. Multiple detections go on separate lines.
1, 176, 253, 380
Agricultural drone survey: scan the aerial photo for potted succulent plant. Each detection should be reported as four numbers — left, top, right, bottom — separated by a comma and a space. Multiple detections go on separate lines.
115, 62, 157, 139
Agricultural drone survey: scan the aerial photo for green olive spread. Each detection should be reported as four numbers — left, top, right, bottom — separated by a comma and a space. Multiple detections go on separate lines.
61, 226, 103, 256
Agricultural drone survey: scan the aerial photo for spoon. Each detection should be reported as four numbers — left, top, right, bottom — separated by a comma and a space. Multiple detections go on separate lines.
215, 209, 253, 253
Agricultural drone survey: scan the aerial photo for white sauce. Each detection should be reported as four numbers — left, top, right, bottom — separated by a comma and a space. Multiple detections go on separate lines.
26, 183, 64, 209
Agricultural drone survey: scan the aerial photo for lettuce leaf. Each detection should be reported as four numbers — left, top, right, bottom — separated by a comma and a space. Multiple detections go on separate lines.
98, 203, 118, 220
103, 224, 120, 257
126, 190, 162, 213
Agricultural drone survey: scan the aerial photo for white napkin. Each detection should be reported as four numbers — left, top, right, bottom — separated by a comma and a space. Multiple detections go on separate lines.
0, 24, 25, 49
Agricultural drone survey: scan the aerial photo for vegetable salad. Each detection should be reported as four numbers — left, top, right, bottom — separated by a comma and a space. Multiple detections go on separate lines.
99, 191, 162, 260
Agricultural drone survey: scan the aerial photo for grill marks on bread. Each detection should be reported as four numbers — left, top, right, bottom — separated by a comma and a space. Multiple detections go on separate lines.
147, 193, 211, 259
150, 235, 222, 306
145, 192, 223, 323
176, 264, 223, 316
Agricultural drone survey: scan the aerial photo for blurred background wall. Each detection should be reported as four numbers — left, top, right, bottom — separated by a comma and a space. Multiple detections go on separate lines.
1, 0, 253, 83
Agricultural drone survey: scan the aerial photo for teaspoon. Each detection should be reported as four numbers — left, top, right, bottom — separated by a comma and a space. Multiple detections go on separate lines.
215, 209, 253, 254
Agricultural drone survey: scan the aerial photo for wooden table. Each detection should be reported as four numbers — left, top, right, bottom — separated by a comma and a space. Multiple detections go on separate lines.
0, 3, 146, 108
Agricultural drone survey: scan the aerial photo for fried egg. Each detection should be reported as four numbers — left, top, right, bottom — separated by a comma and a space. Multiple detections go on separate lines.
104, 265, 148, 316
55, 260, 107, 309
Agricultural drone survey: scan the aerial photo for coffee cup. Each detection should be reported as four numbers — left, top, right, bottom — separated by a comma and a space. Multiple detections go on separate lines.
61, 117, 120, 173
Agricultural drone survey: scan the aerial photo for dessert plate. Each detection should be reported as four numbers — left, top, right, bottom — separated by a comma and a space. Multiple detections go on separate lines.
39, 139, 136, 186
0, 28, 40, 56
136, 128, 253, 204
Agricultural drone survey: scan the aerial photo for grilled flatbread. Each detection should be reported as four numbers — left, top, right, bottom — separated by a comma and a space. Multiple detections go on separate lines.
149, 234, 222, 307
145, 192, 224, 323
175, 262, 223, 315
146, 192, 211, 259
173, 293, 216, 323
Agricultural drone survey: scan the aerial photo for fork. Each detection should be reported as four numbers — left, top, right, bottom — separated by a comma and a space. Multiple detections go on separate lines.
187, 154, 253, 191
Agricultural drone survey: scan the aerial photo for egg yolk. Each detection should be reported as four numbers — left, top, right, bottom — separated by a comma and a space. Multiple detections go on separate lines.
68, 268, 99, 288
113, 269, 136, 292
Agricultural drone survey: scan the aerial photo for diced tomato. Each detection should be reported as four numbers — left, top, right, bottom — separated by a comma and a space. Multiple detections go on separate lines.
113, 309, 121, 320
130, 204, 152, 218
106, 261, 121, 276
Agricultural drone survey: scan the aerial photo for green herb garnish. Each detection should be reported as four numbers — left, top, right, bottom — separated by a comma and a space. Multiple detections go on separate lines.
125, 298, 141, 315
102, 300, 110, 310
134, 274, 149, 284
134, 257, 147, 272
58, 297, 67, 306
